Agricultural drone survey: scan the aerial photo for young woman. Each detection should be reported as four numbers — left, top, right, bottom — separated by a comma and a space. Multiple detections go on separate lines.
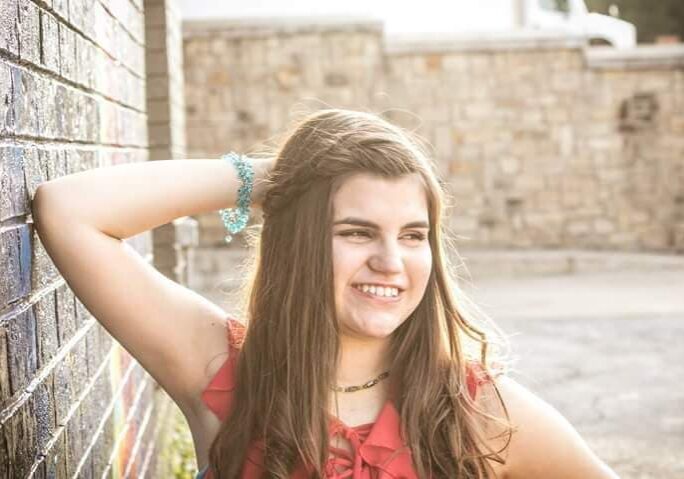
33, 109, 619, 478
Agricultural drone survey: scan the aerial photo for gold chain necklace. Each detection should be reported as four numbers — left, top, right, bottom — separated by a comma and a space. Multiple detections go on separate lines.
332, 370, 390, 393
332, 371, 390, 430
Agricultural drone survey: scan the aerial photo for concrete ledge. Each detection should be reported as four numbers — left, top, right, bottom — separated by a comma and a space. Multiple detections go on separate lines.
585, 44, 684, 70
456, 248, 684, 279
183, 16, 384, 39
385, 30, 587, 54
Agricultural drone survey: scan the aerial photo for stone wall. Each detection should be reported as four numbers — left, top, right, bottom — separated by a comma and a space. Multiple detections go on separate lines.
183, 18, 386, 248
384, 38, 684, 252
183, 19, 684, 258
0, 0, 188, 476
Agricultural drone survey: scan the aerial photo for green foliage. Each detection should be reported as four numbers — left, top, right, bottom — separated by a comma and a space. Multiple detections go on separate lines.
159, 405, 198, 479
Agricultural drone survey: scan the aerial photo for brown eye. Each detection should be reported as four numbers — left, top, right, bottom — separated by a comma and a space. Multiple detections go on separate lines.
340, 230, 371, 238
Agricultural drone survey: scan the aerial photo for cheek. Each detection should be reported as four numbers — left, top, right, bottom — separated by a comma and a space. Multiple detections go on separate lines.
411, 249, 433, 289
332, 242, 362, 287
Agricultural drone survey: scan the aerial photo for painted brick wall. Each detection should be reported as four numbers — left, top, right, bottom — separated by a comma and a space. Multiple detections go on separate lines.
1, 0, 190, 476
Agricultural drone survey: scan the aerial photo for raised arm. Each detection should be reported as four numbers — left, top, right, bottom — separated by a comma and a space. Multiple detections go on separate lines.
34, 158, 272, 239
32, 157, 273, 416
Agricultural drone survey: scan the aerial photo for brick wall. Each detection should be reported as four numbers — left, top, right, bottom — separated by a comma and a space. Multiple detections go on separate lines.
1, 0, 189, 476
145, 0, 197, 286
183, 19, 684, 260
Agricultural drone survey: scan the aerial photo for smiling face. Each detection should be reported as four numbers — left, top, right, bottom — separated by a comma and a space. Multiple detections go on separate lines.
331, 173, 433, 341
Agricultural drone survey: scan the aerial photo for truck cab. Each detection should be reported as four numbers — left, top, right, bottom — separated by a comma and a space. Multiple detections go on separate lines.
523, 0, 636, 48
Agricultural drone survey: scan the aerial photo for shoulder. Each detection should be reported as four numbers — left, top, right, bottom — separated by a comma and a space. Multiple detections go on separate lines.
481, 374, 619, 479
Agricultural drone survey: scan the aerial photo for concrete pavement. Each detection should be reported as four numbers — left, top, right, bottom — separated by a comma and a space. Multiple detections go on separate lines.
461, 269, 684, 478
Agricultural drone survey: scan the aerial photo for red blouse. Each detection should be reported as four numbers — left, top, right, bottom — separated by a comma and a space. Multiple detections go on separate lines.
200, 318, 491, 479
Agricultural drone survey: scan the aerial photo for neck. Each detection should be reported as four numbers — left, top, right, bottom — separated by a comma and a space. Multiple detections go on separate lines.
336, 333, 392, 387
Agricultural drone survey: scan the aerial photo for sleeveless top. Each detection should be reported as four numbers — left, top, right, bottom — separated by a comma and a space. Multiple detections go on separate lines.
196, 318, 493, 479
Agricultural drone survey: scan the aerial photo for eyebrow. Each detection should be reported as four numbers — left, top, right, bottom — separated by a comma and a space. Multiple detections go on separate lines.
333, 217, 430, 229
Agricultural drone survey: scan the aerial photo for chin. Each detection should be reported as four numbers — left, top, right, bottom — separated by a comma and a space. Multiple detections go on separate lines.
343, 316, 404, 339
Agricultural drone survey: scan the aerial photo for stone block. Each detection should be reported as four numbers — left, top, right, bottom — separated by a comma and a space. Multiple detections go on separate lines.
43, 147, 67, 181
594, 218, 616, 234
0, 397, 36, 476
147, 76, 169, 100
32, 76, 54, 138
499, 156, 521, 175
40, 10, 60, 73
71, 332, 89, 398
148, 122, 171, 147
83, 95, 100, 143
566, 219, 591, 235
22, 148, 47, 199
64, 398, 84, 475
31, 224, 59, 291
146, 50, 169, 76
73, 291, 90, 329
84, 324, 102, 378
147, 98, 170, 121
0, 224, 32, 308
44, 429, 69, 477
32, 379, 55, 453
0, 146, 28, 221
33, 289, 58, 368
639, 224, 670, 250
6, 308, 38, 395
68, 0, 84, 31
0, 60, 13, 135
18, 0, 40, 65
145, 4, 167, 28
53, 350, 73, 426
93, 2, 115, 58
122, 26, 146, 76
673, 222, 684, 253
0, 326, 11, 402
146, 25, 167, 51
1, 0, 19, 56
55, 285, 76, 347
58, 22, 77, 82
11, 66, 40, 137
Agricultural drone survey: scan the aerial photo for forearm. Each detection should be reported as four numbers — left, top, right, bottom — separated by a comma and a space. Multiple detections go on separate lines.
33, 158, 272, 240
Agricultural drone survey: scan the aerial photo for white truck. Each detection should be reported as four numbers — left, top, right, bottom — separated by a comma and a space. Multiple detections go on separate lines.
181, 0, 637, 48
379, 0, 637, 49
520, 0, 636, 48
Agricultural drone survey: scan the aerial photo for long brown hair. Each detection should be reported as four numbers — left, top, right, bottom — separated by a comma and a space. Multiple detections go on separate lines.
208, 108, 514, 478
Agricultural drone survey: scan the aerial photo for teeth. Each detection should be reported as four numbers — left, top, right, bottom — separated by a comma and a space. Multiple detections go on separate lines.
355, 284, 399, 297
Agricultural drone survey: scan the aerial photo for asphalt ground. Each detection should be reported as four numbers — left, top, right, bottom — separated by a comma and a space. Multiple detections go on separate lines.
461, 270, 684, 479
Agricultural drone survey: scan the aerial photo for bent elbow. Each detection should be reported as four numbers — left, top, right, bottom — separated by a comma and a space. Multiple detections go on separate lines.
32, 183, 67, 232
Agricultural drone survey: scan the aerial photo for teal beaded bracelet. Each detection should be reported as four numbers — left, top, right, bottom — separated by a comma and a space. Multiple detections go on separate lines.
219, 152, 254, 243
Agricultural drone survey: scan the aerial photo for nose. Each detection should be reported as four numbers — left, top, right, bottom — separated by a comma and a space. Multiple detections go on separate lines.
368, 240, 403, 274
